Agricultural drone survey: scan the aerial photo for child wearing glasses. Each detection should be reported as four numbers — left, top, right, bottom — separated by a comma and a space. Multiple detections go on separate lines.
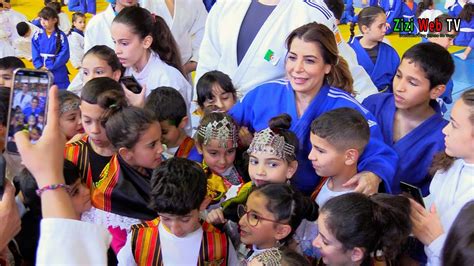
238, 183, 318, 264
117, 158, 238, 265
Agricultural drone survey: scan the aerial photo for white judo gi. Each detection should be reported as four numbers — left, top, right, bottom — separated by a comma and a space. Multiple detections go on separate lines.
83, 4, 115, 52
139, 0, 208, 66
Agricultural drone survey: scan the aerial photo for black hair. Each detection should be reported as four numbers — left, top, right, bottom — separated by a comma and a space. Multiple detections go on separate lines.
149, 157, 207, 215
402, 42, 455, 89
38, 7, 62, 60
14, 160, 81, 215
350, 6, 385, 39
265, 114, 299, 162
196, 70, 237, 108
113, 6, 183, 75
105, 106, 157, 150
324, 0, 344, 20
83, 45, 123, 73
459, 3, 473, 22
45, 1, 61, 13
16, 21, 30, 37
310, 107, 370, 153
80, 77, 128, 124
320, 193, 411, 262
416, 0, 434, 17
144, 86, 187, 126
281, 248, 311, 266
81, 77, 126, 106
0, 56, 25, 70
68, 12, 85, 35
252, 183, 318, 245
442, 201, 474, 266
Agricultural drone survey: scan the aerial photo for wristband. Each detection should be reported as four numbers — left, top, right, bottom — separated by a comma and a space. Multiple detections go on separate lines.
36, 184, 70, 196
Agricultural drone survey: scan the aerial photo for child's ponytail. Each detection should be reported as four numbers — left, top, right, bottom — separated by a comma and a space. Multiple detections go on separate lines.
254, 184, 318, 245
150, 14, 183, 75
349, 21, 357, 40
105, 106, 156, 150
97, 91, 128, 126
68, 12, 86, 36
268, 114, 299, 162
38, 6, 62, 61
321, 193, 411, 262
369, 194, 412, 260
459, 3, 474, 22
113, 7, 183, 75
80, 77, 128, 123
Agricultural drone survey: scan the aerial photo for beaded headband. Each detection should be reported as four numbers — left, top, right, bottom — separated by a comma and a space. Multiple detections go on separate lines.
247, 128, 295, 160
60, 100, 80, 115
197, 116, 238, 148
251, 248, 282, 266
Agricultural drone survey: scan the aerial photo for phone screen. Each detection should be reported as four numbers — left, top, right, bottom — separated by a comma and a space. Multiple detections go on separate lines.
120, 76, 143, 94
6, 69, 51, 154
0, 154, 6, 198
400, 181, 425, 208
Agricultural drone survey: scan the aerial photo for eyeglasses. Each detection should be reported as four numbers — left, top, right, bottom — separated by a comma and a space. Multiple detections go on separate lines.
237, 204, 287, 227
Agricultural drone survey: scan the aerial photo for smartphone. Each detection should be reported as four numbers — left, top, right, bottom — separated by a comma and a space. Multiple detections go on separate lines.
0, 154, 6, 198
6, 69, 52, 154
120, 76, 143, 94
400, 181, 425, 207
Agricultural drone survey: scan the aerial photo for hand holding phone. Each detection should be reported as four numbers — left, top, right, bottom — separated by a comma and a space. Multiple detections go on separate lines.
120, 76, 143, 94
6, 68, 52, 154
400, 181, 425, 208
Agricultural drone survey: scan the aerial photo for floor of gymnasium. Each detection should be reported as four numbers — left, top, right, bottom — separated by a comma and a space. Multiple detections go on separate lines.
11, 0, 473, 116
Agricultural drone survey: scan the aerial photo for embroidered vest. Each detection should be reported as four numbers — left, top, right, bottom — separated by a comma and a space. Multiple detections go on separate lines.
64, 135, 119, 211
175, 136, 195, 158
131, 218, 229, 266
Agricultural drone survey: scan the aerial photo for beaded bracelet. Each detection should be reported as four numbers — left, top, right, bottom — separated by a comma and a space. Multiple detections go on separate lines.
36, 184, 71, 196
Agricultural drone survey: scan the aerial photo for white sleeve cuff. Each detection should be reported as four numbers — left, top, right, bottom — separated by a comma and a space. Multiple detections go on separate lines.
37, 218, 111, 265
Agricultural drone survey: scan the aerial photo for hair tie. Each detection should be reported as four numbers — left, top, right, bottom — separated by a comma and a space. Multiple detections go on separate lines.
151, 13, 157, 23
109, 103, 118, 110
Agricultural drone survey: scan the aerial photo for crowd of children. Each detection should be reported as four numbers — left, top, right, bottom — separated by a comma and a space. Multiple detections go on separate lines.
0, 0, 473, 265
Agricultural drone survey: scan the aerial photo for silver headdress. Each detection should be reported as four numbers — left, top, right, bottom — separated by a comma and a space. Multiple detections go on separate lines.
60, 100, 80, 115
247, 128, 295, 160
249, 248, 282, 266
197, 116, 238, 148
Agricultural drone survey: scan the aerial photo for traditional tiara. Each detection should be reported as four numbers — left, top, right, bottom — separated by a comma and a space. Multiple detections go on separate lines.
197, 117, 238, 148
251, 248, 282, 266
60, 101, 80, 115
247, 128, 295, 160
